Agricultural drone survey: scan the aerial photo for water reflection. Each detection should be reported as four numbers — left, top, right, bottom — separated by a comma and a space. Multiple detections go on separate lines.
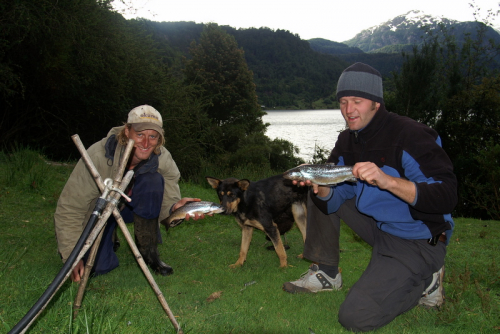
263, 109, 346, 162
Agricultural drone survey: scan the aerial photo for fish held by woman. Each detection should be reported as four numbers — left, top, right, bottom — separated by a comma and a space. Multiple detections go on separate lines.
283, 163, 357, 185
162, 201, 225, 228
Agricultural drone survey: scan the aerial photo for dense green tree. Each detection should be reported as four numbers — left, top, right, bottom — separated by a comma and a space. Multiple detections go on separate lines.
0, 0, 210, 176
386, 11, 500, 219
268, 138, 304, 170
183, 23, 266, 153
0, 1, 303, 179
437, 75, 500, 219
0, 0, 161, 157
226, 27, 347, 108
388, 41, 441, 125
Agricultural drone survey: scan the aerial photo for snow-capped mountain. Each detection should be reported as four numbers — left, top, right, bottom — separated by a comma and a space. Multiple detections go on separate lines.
342, 10, 496, 53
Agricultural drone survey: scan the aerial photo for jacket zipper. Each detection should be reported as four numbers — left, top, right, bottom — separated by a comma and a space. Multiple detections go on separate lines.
355, 130, 366, 208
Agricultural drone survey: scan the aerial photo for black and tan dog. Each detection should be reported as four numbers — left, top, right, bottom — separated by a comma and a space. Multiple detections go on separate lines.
206, 175, 308, 268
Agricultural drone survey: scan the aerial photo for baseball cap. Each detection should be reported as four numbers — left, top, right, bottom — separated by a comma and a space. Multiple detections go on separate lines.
127, 105, 164, 134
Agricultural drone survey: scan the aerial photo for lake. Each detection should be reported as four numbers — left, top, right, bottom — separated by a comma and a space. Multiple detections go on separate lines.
262, 109, 346, 162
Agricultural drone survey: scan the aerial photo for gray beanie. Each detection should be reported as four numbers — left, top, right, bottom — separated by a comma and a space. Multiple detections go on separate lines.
336, 62, 384, 103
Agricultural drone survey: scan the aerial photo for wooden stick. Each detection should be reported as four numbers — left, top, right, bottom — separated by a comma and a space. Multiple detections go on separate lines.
71, 134, 135, 317
18, 156, 134, 334
72, 225, 105, 317
70, 135, 183, 333
113, 210, 184, 333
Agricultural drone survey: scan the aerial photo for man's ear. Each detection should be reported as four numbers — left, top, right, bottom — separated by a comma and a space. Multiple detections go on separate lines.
124, 126, 130, 138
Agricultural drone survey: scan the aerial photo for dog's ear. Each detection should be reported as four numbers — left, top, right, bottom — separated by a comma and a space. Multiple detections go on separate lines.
238, 179, 251, 191
206, 176, 221, 189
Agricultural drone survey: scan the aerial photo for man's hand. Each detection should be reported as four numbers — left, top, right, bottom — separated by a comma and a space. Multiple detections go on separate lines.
291, 180, 331, 197
352, 162, 416, 204
71, 259, 85, 283
352, 162, 387, 187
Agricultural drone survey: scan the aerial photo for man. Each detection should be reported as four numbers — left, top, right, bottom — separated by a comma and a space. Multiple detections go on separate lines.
54, 105, 204, 282
282, 63, 457, 332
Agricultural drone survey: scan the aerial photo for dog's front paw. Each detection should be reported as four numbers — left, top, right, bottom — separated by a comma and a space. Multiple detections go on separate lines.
297, 253, 304, 259
229, 262, 244, 268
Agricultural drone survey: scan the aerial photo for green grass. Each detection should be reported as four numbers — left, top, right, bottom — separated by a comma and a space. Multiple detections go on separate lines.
0, 151, 499, 333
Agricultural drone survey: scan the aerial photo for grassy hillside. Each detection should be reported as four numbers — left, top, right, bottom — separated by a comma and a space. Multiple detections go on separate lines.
1, 150, 499, 333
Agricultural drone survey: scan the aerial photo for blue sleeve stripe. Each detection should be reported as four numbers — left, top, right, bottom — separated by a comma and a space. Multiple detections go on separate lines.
401, 150, 441, 185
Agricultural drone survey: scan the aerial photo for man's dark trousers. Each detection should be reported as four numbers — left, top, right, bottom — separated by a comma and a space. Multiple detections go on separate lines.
87, 172, 164, 276
304, 196, 446, 332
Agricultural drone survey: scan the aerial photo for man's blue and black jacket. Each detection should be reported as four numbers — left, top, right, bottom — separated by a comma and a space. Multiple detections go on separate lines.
312, 106, 458, 244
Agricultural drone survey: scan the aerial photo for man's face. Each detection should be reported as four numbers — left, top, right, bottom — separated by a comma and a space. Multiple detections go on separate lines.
339, 96, 380, 131
124, 126, 160, 167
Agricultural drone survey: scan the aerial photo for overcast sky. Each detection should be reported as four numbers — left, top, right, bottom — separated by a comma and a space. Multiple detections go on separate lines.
116, 0, 500, 42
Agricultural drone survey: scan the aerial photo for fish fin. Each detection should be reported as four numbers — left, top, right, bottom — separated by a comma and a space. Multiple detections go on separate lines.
169, 219, 185, 228
159, 217, 172, 232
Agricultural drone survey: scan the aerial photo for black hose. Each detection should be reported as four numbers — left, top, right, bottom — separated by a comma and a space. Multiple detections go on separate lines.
8, 197, 108, 334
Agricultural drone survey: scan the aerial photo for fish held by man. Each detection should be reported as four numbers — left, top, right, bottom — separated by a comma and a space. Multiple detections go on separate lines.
283, 163, 357, 185
161, 201, 225, 228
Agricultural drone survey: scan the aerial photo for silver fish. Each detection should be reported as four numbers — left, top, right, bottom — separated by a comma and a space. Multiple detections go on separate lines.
283, 163, 357, 185
163, 201, 225, 227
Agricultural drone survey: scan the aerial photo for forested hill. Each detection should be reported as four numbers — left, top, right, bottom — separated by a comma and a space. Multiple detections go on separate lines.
222, 27, 348, 108
307, 10, 500, 77
308, 38, 364, 55
141, 21, 348, 108
142, 13, 500, 108
307, 38, 405, 77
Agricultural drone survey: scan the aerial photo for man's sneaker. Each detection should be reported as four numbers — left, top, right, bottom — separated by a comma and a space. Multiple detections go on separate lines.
282, 264, 342, 293
419, 265, 445, 308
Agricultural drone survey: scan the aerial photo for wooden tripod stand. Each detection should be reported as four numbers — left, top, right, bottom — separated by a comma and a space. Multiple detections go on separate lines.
70, 134, 183, 334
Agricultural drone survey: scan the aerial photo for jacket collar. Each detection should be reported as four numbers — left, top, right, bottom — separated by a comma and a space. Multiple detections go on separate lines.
104, 134, 159, 174
349, 104, 389, 143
